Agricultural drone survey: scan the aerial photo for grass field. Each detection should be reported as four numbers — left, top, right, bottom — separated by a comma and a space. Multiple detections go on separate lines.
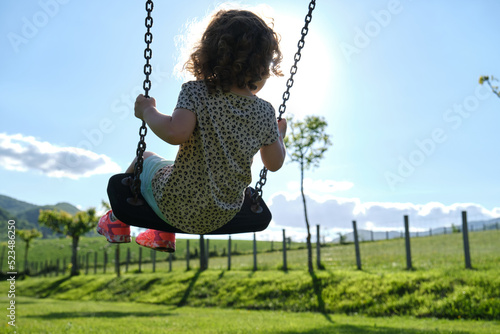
5, 229, 499, 273
5, 268, 499, 320
1, 229, 498, 332
3, 297, 499, 334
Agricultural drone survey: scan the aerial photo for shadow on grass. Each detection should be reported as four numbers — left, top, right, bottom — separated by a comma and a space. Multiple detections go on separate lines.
33, 276, 72, 297
25, 310, 175, 320
276, 324, 472, 334
309, 271, 333, 324
177, 269, 202, 307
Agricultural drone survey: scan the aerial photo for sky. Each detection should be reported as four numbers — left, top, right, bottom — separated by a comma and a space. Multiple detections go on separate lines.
1, 0, 499, 241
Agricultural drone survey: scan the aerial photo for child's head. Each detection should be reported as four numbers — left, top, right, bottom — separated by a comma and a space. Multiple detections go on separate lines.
185, 9, 283, 93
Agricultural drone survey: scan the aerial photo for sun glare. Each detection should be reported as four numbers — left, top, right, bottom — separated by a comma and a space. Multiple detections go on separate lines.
173, 2, 334, 120
259, 10, 334, 119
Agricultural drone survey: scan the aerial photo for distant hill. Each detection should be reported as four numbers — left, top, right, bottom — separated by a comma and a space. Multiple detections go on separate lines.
0, 195, 38, 216
0, 195, 81, 240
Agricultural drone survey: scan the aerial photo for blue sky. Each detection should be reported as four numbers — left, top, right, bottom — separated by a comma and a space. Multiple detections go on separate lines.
1, 0, 499, 240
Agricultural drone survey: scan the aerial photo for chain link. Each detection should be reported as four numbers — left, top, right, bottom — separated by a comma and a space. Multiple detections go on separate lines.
252, 0, 316, 209
130, 0, 154, 204
277, 0, 315, 121
127, 0, 315, 208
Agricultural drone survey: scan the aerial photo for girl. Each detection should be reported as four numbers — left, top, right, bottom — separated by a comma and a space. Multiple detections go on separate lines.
98, 9, 287, 251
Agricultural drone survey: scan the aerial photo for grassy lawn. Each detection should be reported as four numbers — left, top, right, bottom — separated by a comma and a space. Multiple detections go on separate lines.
5, 269, 499, 320
1, 230, 498, 332
4, 297, 499, 334
8, 229, 498, 275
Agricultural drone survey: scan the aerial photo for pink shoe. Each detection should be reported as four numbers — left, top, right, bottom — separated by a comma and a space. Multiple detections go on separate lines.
97, 210, 131, 243
136, 229, 175, 252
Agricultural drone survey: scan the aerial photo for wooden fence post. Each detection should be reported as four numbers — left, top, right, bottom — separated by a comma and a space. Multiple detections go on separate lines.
152, 249, 156, 273
404, 215, 413, 270
103, 250, 108, 274
138, 247, 142, 273
126, 248, 130, 273
282, 229, 287, 271
169, 253, 172, 272
115, 245, 121, 277
462, 211, 472, 269
85, 253, 89, 275
316, 225, 321, 269
227, 236, 231, 271
199, 235, 207, 271
353, 221, 362, 270
206, 238, 210, 268
253, 233, 257, 271
186, 239, 190, 271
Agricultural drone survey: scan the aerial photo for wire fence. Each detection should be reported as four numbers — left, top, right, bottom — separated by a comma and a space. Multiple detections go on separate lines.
2, 211, 499, 277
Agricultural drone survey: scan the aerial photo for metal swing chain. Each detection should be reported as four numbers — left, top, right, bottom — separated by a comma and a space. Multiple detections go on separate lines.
130, 0, 154, 204
252, 0, 316, 209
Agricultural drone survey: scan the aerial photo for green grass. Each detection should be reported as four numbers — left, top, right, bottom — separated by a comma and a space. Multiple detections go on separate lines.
4, 297, 499, 334
1, 230, 499, 332
3, 234, 304, 273
1, 230, 498, 327
5, 268, 499, 320
7, 229, 499, 274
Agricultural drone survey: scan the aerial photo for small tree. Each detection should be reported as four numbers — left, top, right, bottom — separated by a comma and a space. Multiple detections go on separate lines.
284, 115, 331, 273
101, 200, 111, 211
39, 208, 97, 276
479, 75, 500, 98
337, 232, 347, 245
16, 228, 42, 274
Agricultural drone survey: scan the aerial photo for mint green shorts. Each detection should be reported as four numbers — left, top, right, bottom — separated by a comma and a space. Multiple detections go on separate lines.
140, 155, 174, 223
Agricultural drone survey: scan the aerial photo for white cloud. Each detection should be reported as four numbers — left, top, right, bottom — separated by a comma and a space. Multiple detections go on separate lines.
0, 133, 121, 179
268, 191, 500, 232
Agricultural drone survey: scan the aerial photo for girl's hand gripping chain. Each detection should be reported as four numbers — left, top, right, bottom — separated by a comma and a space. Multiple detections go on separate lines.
135, 94, 157, 120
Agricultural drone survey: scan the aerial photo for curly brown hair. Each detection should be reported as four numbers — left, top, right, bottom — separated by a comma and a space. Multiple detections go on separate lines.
184, 9, 283, 93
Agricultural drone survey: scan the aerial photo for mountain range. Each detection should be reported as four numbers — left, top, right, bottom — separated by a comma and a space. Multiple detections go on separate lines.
0, 194, 80, 240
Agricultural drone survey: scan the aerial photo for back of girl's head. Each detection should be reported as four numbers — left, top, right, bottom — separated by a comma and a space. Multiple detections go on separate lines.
185, 9, 283, 93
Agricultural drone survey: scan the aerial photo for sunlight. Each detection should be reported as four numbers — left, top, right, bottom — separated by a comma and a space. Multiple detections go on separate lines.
172, 2, 335, 120
259, 10, 335, 119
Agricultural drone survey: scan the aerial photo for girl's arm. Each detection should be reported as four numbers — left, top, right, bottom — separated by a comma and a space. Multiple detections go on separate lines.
135, 95, 196, 145
260, 119, 287, 172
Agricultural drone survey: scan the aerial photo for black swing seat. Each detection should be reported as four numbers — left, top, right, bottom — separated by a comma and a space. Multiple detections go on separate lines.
107, 173, 272, 235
